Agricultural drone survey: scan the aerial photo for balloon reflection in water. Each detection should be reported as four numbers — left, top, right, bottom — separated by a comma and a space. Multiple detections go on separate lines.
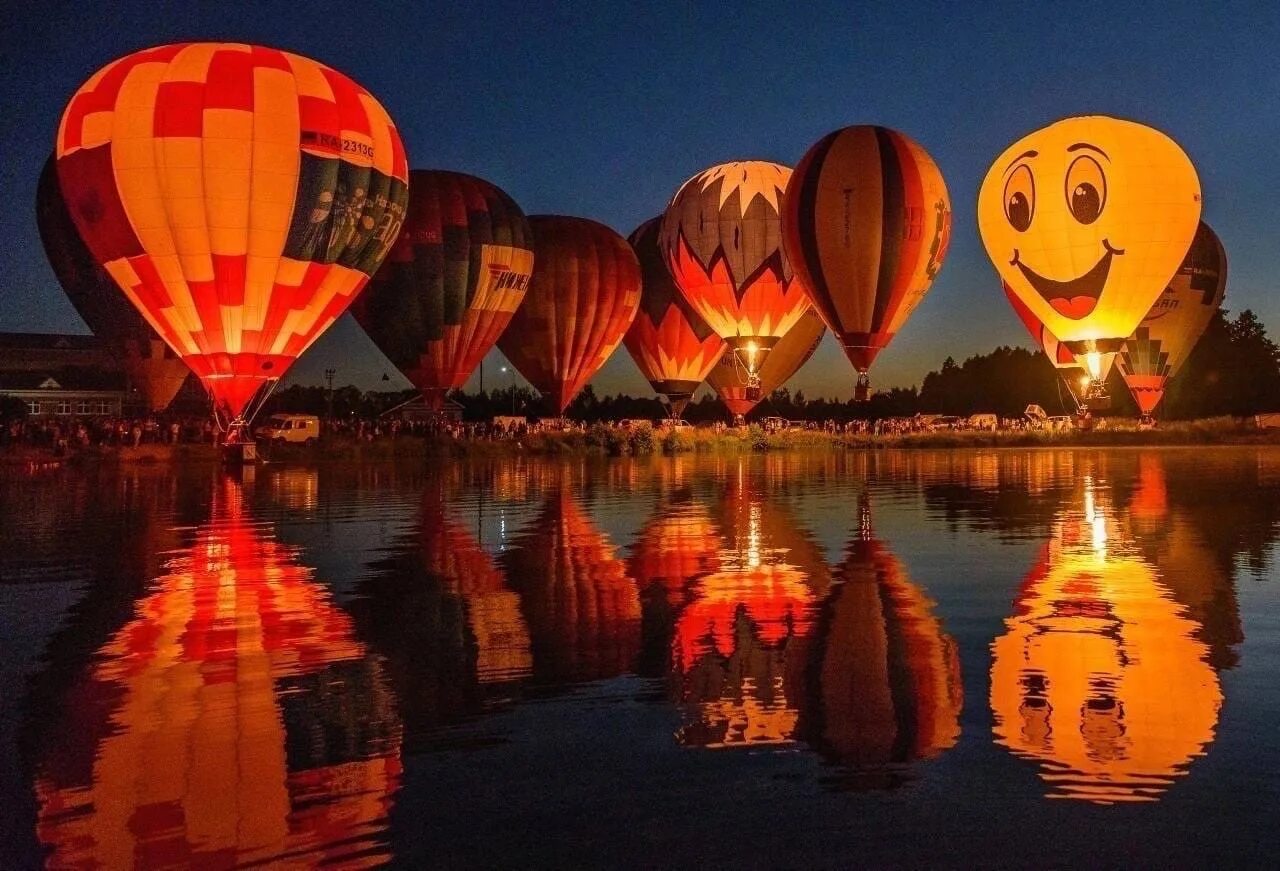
418, 483, 532, 685
800, 503, 962, 785
990, 478, 1222, 804
670, 465, 829, 749
1122, 454, 1243, 670
500, 488, 642, 683
34, 480, 401, 868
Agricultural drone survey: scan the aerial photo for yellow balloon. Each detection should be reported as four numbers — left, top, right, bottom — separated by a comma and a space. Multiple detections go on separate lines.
978, 116, 1201, 358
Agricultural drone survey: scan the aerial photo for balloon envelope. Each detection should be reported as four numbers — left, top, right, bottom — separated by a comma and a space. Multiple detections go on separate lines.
782, 125, 952, 374
36, 155, 192, 411
351, 170, 534, 409
1118, 222, 1227, 415
623, 217, 725, 416
978, 116, 1200, 358
55, 43, 409, 419
707, 308, 826, 418
659, 161, 811, 361
496, 216, 641, 414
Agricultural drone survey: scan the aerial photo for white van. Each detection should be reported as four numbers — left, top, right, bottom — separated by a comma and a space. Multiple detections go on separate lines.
257, 414, 320, 445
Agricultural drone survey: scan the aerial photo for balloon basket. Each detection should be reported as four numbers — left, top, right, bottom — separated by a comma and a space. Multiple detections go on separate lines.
854, 373, 871, 403
221, 441, 258, 465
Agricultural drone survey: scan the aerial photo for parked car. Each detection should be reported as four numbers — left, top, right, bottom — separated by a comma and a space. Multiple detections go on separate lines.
256, 414, 320, 445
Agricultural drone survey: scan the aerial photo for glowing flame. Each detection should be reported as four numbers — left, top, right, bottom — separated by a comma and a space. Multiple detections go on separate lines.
1085, 351, 1103, 380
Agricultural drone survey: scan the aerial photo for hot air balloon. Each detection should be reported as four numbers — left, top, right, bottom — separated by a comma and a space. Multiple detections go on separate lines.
623, 218, 725, 419
1002, 280, 1087, 410
782, 126, 952, 400
54, 43, 409, 434
706, 308, 825, 421
989, 481, 1221, 804
36, 156, 194, 412
660, 161, 811, 401
350, 171, 534, 411
496, 216, 641, 415
1117, 222, 1227, 420
978, 116, 1201, 403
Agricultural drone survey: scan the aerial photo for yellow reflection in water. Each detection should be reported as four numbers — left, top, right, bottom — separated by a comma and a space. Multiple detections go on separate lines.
990, 479, 1221, 804
35, 480, 401, 868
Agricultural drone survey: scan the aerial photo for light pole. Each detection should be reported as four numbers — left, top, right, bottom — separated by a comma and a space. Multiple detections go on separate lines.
324, 368, 335, 422
501, 366, 515, 415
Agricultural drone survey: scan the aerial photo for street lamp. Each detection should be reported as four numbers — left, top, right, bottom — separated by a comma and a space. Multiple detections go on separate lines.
501, 366, 516, 415
324, 368, 335, 421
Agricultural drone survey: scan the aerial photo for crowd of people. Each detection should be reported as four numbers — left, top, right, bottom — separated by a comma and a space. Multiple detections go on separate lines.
2, 408, 1087, 456
2, 414, 218, 453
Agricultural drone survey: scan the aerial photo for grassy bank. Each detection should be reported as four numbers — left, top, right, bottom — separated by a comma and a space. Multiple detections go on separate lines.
5, 417, 1280, 473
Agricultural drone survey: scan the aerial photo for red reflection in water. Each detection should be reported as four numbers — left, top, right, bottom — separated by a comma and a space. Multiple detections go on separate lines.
34, 480, 401, 868
419, 486, 532, 685
502, 489, 642, 682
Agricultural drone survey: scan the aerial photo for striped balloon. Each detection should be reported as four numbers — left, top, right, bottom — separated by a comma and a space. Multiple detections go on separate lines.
496, 216, 641, 415
782, 126, 951, 379
55, 43, 409, 419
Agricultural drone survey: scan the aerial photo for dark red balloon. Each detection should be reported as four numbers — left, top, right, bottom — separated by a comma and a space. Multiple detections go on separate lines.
36, 155, 191, 411
496, 216, 641, 414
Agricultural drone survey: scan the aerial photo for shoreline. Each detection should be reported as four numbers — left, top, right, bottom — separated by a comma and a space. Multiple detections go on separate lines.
5, 418, 1280, 472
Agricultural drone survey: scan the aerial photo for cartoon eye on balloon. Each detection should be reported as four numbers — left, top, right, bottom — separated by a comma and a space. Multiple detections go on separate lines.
1003, 163, 1035, 232
1064, 152, 1107, 225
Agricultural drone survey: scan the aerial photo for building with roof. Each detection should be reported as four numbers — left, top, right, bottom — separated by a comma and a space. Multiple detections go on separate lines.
0, 332, 129, 416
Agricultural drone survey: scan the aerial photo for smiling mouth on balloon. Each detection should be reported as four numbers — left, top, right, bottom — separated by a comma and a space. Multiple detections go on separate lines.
1011, 241, 1123, 320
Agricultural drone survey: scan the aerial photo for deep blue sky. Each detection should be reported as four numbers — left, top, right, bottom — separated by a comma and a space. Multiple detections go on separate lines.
2, 0, 1277, 399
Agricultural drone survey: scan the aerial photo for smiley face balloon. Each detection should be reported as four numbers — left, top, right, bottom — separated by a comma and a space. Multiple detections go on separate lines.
978, 116, 1201, 359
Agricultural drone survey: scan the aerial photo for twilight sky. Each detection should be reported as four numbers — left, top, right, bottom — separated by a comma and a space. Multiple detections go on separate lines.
2, 0, 1277, 399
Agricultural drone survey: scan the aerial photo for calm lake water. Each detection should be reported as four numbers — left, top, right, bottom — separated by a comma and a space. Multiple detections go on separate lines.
2, 448, 1279, 868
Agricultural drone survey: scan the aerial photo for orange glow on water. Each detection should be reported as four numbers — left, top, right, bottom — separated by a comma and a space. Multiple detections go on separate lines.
990, 480, 1221, 804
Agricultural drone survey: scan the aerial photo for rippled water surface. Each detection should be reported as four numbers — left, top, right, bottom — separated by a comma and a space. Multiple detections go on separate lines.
3, 448, 1279, 867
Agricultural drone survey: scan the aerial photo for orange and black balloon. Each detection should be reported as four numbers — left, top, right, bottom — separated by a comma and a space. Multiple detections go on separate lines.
623, 217, 725, 417
352, 171, 534, 410
497, 216, 641, 414
783, 126, 951, 395
54, 43, 409, 420
36, 155, 192, 411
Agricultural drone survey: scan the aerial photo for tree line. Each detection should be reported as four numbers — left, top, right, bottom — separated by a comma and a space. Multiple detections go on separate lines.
225, 306, 1280, 424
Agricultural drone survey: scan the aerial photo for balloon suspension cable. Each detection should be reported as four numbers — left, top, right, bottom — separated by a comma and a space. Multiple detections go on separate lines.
209, 378, 281, 443
1055, 376, 1081, 415
731, 346, 763, 403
